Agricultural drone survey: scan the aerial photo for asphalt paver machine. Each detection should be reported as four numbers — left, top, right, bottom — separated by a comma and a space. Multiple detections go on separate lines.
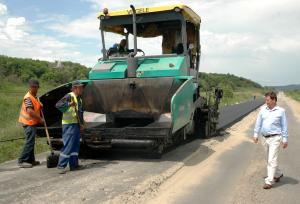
38, 4, 223, 157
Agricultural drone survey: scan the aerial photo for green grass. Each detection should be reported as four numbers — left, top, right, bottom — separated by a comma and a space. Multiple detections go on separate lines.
201, 87, 265, 107
0, 80, 53, 163
220, 87, 265, 107
0, 138, 48, 164
284, 89, 300, 101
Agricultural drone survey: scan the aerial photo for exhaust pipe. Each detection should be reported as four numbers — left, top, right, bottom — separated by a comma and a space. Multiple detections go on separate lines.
129, 5, 137, 57
127, 5, 138, 78
100, 22, 107, 60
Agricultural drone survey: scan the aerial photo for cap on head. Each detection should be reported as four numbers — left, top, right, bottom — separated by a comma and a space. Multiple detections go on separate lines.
28, 79, 39, 88
72, 80, 84, 88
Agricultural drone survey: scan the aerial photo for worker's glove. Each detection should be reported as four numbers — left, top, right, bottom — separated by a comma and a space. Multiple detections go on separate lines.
69, 101, 76, 107
39, 118, 45, 125
80, 124, 85, 132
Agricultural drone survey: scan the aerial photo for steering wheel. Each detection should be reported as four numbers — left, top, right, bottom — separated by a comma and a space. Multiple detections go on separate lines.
127, 49, 145, 56
136, 49, 145, 56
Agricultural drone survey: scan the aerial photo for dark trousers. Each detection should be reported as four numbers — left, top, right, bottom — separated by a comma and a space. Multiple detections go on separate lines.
19, 125, 36, 163
57, 124, 80, 169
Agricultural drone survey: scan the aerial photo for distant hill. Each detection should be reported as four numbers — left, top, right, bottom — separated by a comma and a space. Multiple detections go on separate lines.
198, 72, 262, 90
268, 84, 300, 91
0, 55, 90, 86
197, 72, 264, 106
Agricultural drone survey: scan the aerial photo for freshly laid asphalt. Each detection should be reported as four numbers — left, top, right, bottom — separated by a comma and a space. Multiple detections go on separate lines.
218, 98, 264, 129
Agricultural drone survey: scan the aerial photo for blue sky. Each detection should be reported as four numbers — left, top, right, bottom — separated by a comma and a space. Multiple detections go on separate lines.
0, 0, 300, 86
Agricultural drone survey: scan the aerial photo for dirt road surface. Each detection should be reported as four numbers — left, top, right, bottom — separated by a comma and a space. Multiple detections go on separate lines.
0, 93, 299, 204
147, 93, 300, 204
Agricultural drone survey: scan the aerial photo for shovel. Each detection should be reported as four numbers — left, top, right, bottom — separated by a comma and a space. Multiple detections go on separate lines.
41, 110, 59, 168
71, 96, 85, 137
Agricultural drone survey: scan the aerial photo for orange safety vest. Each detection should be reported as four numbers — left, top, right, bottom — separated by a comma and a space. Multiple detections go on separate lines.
18, 92, 41, 126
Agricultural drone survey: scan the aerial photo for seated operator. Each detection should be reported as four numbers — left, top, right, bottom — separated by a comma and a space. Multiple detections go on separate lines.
118, 39, 127, 53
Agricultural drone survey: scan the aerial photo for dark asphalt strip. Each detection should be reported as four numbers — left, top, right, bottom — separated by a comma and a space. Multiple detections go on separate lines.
218, 99, 264, 130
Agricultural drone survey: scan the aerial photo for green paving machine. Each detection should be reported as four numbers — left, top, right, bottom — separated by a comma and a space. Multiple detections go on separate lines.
38, 4, 223, 157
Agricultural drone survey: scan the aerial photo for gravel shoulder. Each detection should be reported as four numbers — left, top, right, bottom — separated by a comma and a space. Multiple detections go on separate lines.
146, 108, 259, 204
145, 93, 300, 204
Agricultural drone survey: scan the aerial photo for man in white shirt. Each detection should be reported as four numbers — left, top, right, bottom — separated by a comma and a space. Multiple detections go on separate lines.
253, 91, 288, 189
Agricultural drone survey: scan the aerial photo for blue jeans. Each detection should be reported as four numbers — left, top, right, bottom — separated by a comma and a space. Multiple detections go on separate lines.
19, 125, 36, 163
57, 124, 80, 169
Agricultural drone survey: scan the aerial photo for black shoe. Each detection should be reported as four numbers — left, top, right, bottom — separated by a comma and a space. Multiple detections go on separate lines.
274, 174, 283, 182
70, 165, 84, 171
31, 161, 40, 166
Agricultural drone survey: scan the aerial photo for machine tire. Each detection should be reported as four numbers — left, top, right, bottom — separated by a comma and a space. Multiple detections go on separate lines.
198, 110, 211, 138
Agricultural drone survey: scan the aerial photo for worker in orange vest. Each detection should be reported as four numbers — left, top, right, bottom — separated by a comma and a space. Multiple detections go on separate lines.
18, 79, 44, 168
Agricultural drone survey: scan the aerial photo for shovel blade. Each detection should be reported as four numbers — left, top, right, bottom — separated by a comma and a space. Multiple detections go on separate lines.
46, 152, 59, 168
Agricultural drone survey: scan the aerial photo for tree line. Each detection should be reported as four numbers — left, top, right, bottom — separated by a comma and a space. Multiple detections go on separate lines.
198, 72, 263, 99
0, 55, 263, 95
0, 55, 90, 86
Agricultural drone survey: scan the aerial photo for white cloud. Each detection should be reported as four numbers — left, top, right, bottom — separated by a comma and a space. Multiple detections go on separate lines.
0, 3, 7, 16
6, 17, 25, 26
4, 17, 28, 40
267, 36, 300, 53
33, 14, 68, 24
84, 0, 141, 11
201, 31, 256, 56
49, 1, 170, 39
0, 3, 7, 29
0, 4, 97, 66
0, 33, 97, 66
49, 14, 99, 39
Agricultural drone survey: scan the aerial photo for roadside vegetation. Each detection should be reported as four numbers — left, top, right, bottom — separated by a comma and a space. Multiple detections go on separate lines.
0, 80, 51, 163
284, 89, 300, 101
0, 55, 264, 163
199, 72, 265, 106
0, 55, 89, 163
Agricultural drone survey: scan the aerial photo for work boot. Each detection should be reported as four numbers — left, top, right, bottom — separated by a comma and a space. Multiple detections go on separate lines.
70, 165, 84, 171
18, 162, 33, 168
31, 161, 41, 166
57, 167, 67, 174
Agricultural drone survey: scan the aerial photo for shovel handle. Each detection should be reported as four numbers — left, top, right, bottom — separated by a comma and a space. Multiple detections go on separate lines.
71, 96, 85, 144
71, 96, 84, 126
40, 109, 54, 151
